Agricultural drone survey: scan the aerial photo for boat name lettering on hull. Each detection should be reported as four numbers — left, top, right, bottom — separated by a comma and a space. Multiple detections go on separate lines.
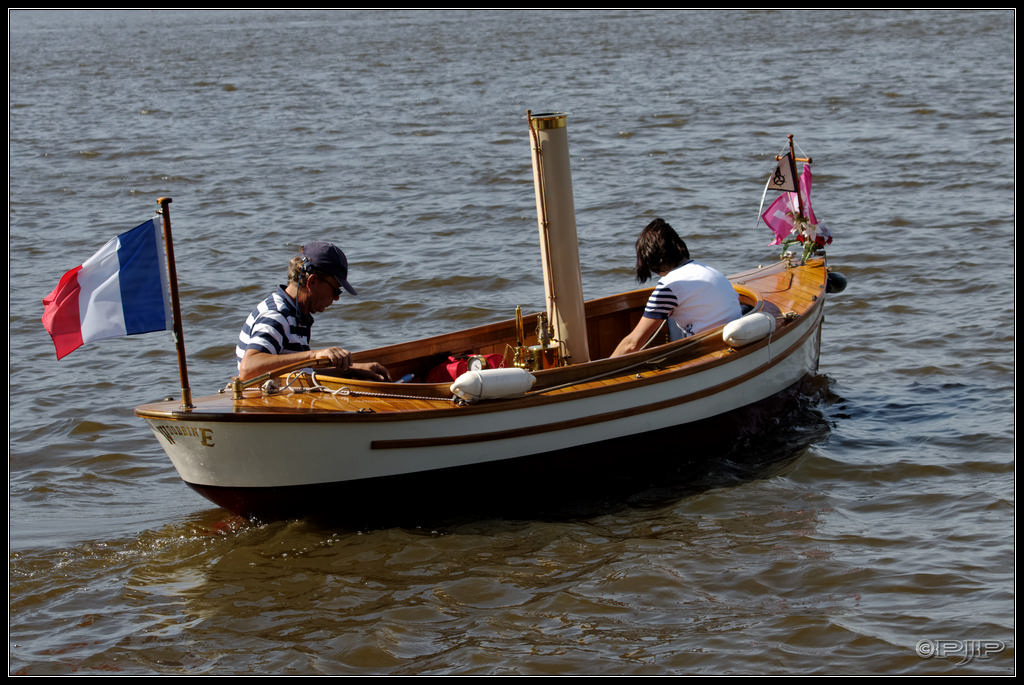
156, 424, 214, 447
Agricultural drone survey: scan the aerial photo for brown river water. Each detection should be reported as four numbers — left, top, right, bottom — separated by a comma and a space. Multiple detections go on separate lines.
8, 9, 1014, 675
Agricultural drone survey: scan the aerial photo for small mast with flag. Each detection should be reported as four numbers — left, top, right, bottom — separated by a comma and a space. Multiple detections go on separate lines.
760, 135, 832, 260
42, 197, 193, 407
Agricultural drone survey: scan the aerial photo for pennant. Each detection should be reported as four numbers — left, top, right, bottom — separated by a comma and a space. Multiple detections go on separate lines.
767, 152, 798, 193
42, 219, 172, 359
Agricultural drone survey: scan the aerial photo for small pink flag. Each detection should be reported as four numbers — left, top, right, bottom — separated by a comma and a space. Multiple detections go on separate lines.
761, 164, 816, 245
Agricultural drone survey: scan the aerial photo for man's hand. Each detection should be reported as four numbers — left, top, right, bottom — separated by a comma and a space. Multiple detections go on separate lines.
313, 346, 352, 372
350, 361, 391, 382
239, 347, 390, 383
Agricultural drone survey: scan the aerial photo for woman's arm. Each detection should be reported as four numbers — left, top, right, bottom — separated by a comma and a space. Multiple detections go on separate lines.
609, 316, 664, 358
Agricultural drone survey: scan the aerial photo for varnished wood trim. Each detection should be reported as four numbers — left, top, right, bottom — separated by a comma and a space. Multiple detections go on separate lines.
369, 304, 823, 450
135, 260, 826, 426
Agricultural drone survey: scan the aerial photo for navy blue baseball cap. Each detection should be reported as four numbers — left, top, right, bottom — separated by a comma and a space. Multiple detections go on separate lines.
302, 241, 357, 296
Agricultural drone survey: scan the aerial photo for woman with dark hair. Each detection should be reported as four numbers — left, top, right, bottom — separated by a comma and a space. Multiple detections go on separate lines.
610, 218, 742, 358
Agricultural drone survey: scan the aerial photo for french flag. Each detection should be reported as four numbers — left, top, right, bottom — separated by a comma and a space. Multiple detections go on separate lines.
42, 219, 172, 359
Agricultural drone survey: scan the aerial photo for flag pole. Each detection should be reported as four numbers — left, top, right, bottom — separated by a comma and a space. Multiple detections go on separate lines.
782, 134, 813, 221
156, 197, 193, 409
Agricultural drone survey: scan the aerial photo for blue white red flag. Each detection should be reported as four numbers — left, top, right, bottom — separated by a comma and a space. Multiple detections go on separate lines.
42, 219, 172, 359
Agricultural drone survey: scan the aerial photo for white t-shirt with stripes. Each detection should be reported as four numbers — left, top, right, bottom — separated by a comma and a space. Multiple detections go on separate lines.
642, 260, 742, 339
236, 285, 313, 370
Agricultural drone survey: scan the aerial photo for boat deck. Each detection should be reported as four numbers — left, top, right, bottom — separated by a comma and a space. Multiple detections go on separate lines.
135, 257, 829, 421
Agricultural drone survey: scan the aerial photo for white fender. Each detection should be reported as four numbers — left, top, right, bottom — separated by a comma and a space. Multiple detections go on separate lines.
450, 367, 537, 402
723, 312, 776, 348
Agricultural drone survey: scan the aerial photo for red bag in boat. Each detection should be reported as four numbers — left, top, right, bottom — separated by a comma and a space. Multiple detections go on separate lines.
425, 354, 506, 383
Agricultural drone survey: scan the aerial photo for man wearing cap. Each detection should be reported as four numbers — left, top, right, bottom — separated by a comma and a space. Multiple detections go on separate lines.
235, 241, 390, 382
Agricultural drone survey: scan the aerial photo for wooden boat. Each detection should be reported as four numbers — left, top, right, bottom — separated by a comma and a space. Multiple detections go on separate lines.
135, 115, 844, 523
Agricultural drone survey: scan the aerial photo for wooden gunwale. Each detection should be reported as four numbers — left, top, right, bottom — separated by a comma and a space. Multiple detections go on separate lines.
370, 298, 824, 450
134, 258, 825, 424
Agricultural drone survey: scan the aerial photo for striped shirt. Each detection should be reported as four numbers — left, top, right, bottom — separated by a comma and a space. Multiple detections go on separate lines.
643, 260, 742, 339
236, 286, 313, 369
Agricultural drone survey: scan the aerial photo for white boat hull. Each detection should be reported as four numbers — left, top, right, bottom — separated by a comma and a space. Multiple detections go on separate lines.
141, 298, 822, 497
